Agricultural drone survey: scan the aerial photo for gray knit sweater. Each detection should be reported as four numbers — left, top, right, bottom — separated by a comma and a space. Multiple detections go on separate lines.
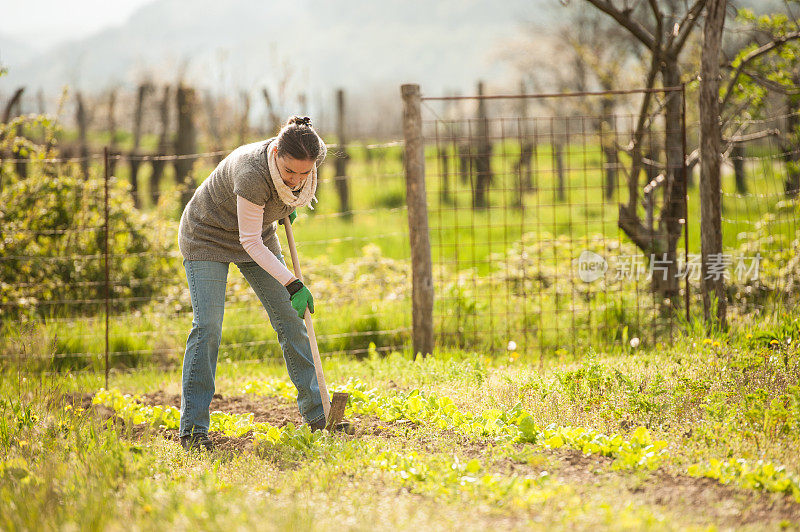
178, 138, 296, 263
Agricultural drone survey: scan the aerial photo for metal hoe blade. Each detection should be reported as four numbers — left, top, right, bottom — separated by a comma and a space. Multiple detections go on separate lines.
325, 392, 349, 430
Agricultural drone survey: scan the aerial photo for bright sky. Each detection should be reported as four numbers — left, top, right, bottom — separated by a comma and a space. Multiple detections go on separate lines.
1, 0, 154, 50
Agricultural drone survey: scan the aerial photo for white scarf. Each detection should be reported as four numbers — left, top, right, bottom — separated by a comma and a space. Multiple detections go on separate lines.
267, 138, 319, 210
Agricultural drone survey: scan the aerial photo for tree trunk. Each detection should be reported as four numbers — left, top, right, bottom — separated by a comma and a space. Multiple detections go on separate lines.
600, 99, 617, 199
2, 87, 24, 123
650, 60, 686, 302
3, 88, 27, 180
438, 145, 450, 204
107, 89, 120, 178
699, 0, 728, 327
261, 88, 280, 135
458, 143, 471, 185
238, 90, 250, 145
554, 142, 565, 202
514, 80, 534, 204
203, 91, 224, 165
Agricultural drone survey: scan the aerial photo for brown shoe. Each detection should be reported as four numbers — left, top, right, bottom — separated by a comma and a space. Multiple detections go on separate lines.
309, 417, 354, 435
181, 433, 214, 452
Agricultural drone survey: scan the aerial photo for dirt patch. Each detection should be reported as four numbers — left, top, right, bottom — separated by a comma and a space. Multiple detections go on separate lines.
641, 468, 800, 526
136, 391, 304, 427
56, 391, 95, 411
52, 391, 269, 454
54, 390, 800, 525
136, 425, 255, 454
495, 444, 799, 527
58, 390, 389, 454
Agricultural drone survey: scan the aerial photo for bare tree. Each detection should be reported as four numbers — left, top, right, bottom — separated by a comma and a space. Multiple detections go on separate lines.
474, 81, 493, 209
106, 88, 119, 176
2, 87, 26, 180
238, 90, 251, 145
261, 88, 280, 135
498, 7, 640, 201
582, 0, 706, 301
699, 0, 728, 327
76, 92, 91, 179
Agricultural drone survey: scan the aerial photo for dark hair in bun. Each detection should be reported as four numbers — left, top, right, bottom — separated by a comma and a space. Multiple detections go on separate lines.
276, 115, 327, 163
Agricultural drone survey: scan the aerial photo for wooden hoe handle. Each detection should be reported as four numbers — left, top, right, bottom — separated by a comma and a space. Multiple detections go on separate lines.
282, 217, 331, 419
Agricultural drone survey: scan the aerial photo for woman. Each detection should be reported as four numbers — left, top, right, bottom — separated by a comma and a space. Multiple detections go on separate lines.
177, 115, 327, 452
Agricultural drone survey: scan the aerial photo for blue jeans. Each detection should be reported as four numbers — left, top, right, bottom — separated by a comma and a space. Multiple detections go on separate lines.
179, 258, 325, 437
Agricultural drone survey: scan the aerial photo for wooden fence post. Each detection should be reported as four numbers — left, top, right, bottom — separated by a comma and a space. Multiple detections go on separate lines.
130, 83, 151, 208
176, 85, 197, 209
335, 88, 351, 219
150, 85, 171, 206
76, 92, 90, 179
401, 84, 434, 358
699, 0, 727, 327
474, 81, 492, 209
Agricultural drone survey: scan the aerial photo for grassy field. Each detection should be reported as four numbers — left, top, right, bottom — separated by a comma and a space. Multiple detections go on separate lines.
2, 310, 799, 530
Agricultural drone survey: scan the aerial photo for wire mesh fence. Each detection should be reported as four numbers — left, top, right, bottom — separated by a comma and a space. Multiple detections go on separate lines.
3, 85, 800, 377
712, 111, 800, 320
416, 87, 689, 360
1, 141, 412, 377
412, 86, 800, 359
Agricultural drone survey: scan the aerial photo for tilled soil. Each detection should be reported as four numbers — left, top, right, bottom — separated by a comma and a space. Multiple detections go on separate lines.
490, 445, 800, 526
137, 390, 304, 427
56, 391, 800, 526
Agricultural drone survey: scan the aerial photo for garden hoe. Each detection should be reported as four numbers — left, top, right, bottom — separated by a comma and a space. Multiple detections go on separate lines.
282, 216, 350, 432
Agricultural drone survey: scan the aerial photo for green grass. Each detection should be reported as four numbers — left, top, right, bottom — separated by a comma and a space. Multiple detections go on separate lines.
2, 311, 799, 530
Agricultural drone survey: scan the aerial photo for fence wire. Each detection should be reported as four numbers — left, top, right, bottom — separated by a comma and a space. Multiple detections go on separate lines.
3, 92, 799, 376
417, 88, 689, 359
415, 88, 799, 358
1, 141, 412, 375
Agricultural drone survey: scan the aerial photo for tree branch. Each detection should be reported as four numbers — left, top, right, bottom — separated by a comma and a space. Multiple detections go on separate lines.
668, 0, 707, 56
583, 0, 656, 49
736, 68, 800, 95
720, 30, 800, 110
619, 203, 659, 252
725, 128, 781, 143
648, 0, 663, 49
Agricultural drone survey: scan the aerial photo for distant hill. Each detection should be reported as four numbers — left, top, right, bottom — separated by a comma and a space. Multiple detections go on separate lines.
2, 0, 557, 98
0, 0, 789, 123
0, 33, 37, 68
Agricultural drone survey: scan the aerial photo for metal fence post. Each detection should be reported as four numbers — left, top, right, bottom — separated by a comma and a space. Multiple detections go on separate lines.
681, 83, 690, 324
104, 147, 110, 388
401, 84, 434, 358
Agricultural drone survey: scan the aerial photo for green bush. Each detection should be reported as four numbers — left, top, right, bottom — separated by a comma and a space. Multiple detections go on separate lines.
0, 107, 178, 321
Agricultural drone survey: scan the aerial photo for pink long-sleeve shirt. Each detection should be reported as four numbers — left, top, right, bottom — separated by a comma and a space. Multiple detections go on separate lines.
236, 195, 296, 286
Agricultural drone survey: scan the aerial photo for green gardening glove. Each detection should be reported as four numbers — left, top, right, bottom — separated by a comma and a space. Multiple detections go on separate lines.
285, 279, 314, 318
278, 210, 297, 225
